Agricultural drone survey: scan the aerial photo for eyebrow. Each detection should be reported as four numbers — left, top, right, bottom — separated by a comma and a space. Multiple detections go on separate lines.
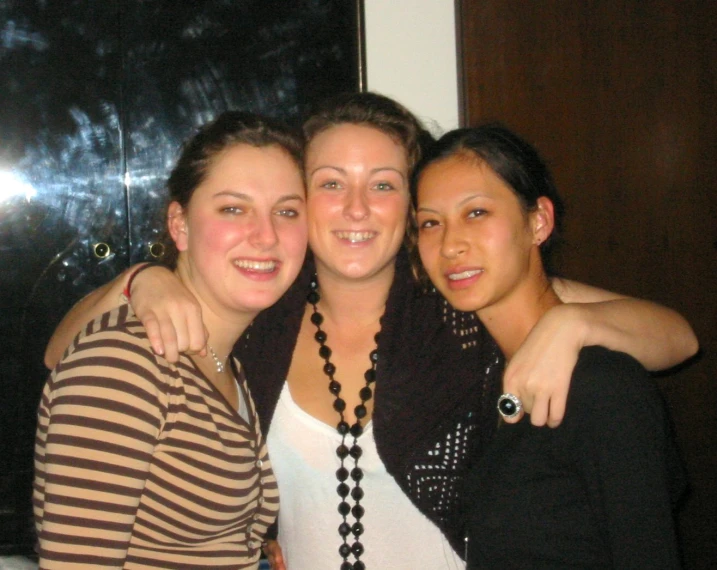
214, 191, 305, 203
277, 193, 305, 203
309, 165, 407, 181
417, 193, 492, 214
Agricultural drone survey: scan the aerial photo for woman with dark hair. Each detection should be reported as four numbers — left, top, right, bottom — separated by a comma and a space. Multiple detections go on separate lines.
45, 95, 696, 570
34, 112, 308, 569
415, 123, 685, 568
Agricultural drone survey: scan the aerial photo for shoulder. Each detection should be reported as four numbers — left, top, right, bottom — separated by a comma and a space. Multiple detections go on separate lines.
572, 346, 650, 397
62, 303, 154, 362
574, 346, 647, 384
54, 304, 176, 396
565, 346, 665, 433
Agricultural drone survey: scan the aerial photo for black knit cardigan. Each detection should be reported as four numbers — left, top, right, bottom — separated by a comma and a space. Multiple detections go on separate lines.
235, 250, 504, 558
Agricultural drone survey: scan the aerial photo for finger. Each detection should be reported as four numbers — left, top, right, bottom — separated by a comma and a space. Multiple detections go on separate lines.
269, 555, 285, 570
156, 316, 181, 363
143, 316, 166, 356
185, 316, 208, 355
529, 393, 549, 427
497, 384, 528, 425
170, 314, 193, 355
501, 406, 525, 424
546, 392, 567, 428
264, 541, 285, 570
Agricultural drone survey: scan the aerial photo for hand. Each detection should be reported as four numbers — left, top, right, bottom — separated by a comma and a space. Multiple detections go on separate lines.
502, 304, 586, 427
263, 539, 286, 570
130, 266, 207, 362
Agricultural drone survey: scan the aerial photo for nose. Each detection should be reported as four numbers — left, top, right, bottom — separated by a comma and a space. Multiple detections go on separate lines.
248, 213, 279, 250
440, 223, 468, 259
343, 188, 370, 221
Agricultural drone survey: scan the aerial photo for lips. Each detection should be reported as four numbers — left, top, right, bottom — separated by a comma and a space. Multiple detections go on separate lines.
334, 230, 377, 244
446, 268, 484, 281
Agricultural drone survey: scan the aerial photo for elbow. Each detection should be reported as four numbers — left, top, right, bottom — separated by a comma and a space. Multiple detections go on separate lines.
44, 343, 60, 371
675, 312, 700, 363
655, 319, 700, 372
43, 350, 56, 371
682, 327, 700, 361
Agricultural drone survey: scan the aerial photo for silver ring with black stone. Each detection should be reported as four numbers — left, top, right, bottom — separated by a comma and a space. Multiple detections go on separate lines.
497, 393, 523, 419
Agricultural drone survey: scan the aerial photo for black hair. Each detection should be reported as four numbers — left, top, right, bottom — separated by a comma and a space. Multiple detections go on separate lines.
411, 122, 565, 276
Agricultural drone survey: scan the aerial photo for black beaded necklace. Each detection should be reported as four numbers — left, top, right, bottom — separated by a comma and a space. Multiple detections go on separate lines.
307, 276, 378, 570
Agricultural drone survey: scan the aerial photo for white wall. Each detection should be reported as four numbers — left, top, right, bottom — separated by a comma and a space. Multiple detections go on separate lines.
364, 0, 459, 135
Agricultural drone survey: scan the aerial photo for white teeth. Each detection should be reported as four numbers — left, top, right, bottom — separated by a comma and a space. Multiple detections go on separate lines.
448, 269, 483, 281
336, 231, 375, 243
234, 260, 277, 272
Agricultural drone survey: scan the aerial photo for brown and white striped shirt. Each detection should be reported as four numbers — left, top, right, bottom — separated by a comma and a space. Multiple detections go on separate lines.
34, 304, 278, 569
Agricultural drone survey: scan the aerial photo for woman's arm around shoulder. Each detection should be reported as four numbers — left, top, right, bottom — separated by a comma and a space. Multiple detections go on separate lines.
552, 278, 698, 369
44, 263, 206, 369
504, 278, 698, 427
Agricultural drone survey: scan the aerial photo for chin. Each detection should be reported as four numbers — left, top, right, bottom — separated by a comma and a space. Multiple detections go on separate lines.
436, 290, 483, 314
233, 290, 286, 313
341, 256, 396, 280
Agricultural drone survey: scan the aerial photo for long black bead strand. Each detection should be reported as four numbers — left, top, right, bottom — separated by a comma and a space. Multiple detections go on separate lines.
308, 276, 378, 570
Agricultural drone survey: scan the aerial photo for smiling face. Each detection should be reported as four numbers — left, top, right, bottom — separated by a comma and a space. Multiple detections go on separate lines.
170, 143, 307, 319
416, 153, 551, 318
305, 123, 410, 284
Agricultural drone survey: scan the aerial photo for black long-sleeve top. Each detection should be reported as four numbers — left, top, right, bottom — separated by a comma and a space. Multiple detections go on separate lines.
466, 346, 686, 569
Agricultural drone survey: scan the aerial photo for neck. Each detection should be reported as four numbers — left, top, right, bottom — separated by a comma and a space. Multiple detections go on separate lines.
174, 268, 256, 360
478, 269, 562, 360
201, 313, 251, 362
312, 263, 395, 328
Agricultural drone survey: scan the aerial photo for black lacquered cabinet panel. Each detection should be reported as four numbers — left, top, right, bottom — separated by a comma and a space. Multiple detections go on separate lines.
0, 0, 362, 553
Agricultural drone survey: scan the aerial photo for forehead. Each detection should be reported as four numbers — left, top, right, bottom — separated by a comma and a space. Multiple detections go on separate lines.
209, 143, 296, 171
418, 154, 518, 205
195, 143, 304, 197
306, 124, 408, 168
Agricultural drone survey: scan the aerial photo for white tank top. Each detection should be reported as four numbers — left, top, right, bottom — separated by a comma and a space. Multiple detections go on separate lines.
267, 382, 465, 570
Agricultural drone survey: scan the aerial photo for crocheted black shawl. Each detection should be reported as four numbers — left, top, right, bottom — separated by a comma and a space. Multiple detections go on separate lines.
235, 250, 504, 558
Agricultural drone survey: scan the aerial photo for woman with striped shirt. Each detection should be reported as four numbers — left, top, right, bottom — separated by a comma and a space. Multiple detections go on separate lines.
34, 112, 308, 569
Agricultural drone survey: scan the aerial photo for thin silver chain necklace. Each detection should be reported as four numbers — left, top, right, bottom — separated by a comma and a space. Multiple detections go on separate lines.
207, 345, 227, 373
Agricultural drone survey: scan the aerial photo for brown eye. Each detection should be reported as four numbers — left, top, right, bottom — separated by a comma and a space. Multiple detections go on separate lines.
467, 208, 487, 219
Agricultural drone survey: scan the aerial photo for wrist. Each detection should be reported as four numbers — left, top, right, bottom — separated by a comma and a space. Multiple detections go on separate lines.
558, 302, 592, 349
122, 262, 162, 302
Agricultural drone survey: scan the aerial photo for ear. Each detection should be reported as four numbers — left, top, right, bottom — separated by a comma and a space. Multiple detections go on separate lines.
167, 201, 189, 251
531, 197, 555, 245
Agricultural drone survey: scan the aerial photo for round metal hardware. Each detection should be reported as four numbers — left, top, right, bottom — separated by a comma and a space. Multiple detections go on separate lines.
93, 242, 111, 258
149, 242, 165, 258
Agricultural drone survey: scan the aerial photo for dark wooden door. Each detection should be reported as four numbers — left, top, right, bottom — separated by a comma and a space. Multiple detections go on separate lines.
457, 1, 716, 567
